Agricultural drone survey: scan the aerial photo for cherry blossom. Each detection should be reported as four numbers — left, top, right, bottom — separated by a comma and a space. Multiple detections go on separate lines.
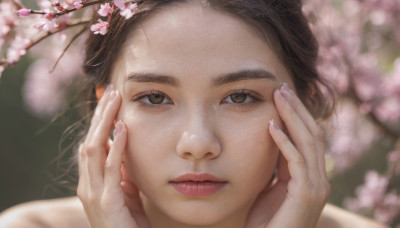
120, 2, 137, 19
90, 19, 109, 35
0, 2, 19, 38
344, 171, 400, 224
74, 2, 84, 10
98, 3, 114, 17
6, 36, 31, 63
34, 17, 59, 31
113, 0, 126, 10
22, 35, 83, 117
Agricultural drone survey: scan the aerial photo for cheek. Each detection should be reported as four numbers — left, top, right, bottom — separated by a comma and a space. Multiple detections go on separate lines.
118, 103, 178, 184
219, 105, 279, 189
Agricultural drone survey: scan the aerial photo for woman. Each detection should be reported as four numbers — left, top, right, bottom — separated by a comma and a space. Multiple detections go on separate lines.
0, 0, 389, 227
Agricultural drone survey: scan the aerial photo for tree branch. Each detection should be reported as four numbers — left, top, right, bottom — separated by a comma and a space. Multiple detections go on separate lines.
29, 0, 106, 16
25, 18, 90, 55
49, 25, 88, 73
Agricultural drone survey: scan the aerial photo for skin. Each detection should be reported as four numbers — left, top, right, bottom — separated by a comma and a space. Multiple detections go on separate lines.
77, 3, 330, 228
112, 4, 288, 227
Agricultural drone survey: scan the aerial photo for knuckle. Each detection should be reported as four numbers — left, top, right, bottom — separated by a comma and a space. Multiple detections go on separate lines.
88, 192, 99, 205
103, 159, 116, 175
292, 154, 306, 165
304, 138, 316, 149
76, 185, 84, 199
314, 181, 331, 202
86, 144, 102, 156
79, 144, 87, 158
77, 185, 90, 205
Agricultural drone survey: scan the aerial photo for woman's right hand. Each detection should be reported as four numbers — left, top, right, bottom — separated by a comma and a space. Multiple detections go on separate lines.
77, 86, 150, 228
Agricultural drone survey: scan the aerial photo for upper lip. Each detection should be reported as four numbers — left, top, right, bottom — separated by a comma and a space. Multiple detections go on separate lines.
170, 173, 227, 183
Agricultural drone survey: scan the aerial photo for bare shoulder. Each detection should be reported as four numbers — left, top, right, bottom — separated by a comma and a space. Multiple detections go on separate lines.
317, 203, 389, 228
0, 196, 89, 228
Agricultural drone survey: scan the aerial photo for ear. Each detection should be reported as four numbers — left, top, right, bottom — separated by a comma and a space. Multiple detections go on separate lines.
96, 86, 105, 100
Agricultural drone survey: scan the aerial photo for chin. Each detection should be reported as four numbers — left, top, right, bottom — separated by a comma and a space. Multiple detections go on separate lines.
163, 202, 234, 226
171, 210, 227, 226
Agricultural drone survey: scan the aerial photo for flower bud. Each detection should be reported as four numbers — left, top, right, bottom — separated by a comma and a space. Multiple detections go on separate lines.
74, 2, 83, 9
18, 8, 32, 16
45, 12, 56, 20
54, 1, 66, 12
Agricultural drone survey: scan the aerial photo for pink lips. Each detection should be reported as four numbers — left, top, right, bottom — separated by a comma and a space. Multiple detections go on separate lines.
169, 173, 228, 197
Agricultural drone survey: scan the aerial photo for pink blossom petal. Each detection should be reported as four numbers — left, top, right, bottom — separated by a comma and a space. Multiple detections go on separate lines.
74, 2, 83, 9
90, 19, 109, 35
120, 3, 137, 19
98, 3, 114, 17
113, 0, 126, 10
6, 36, 31, 63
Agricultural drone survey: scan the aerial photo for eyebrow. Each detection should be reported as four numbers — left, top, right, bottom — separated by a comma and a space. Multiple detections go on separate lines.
126, 69, 277, 87
212, 69, 277, 86
126, 73, 179, 86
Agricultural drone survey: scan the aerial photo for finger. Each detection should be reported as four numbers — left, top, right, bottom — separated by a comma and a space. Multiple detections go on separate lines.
274, 89, 319, 172
276, 152, 290, 182
86, 85, 113, 142
91, 90, 122, 148
280, 83, 320, 136
78, 144, 85, 178
81, 86, 113, 190
104, 120, 126, 189
280, 84, 327, 178
77, 144, 89, 197
79, 87, 112, 190
269, 119, 308, 184
87, 90, 122, 188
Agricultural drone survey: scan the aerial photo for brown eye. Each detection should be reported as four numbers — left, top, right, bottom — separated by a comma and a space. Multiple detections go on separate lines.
230, 94, 247, 103
148, 94, 165, 104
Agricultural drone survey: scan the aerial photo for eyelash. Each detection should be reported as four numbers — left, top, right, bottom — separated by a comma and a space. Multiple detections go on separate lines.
131, 90, 173, 108
221, 89, 263, 110
131, 89, 262, 110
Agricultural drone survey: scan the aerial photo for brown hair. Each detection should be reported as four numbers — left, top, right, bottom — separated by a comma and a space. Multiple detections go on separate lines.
82, 0, 334, 121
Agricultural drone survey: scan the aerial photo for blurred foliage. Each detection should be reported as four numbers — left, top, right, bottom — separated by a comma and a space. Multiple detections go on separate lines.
0, 60, 79, 211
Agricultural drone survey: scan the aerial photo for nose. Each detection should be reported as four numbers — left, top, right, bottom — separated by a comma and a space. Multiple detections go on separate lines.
176, 112, 222, 161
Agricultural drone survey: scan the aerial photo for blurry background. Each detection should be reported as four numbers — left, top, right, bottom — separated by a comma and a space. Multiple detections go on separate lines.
0, 0, 399, 226
0, 57, 80, 209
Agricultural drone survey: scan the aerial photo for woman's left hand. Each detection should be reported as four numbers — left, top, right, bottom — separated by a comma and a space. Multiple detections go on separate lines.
245, 83, 330, 228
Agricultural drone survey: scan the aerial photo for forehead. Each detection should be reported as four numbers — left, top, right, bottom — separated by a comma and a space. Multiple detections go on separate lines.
111, 3, 291, 84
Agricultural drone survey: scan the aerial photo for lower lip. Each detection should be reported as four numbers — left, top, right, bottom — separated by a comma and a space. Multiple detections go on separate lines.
170, 181, 226, 197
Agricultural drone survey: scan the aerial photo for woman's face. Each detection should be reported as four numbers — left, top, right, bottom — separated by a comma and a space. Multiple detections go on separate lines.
111, 3, 293, 227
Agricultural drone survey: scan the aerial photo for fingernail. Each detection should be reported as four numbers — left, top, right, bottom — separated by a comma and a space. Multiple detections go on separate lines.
105, 84, 114, 95
114, 120, 124, 137
269, 119, 280, 130
110, 90, 117, 100
279, 83, 291, 101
